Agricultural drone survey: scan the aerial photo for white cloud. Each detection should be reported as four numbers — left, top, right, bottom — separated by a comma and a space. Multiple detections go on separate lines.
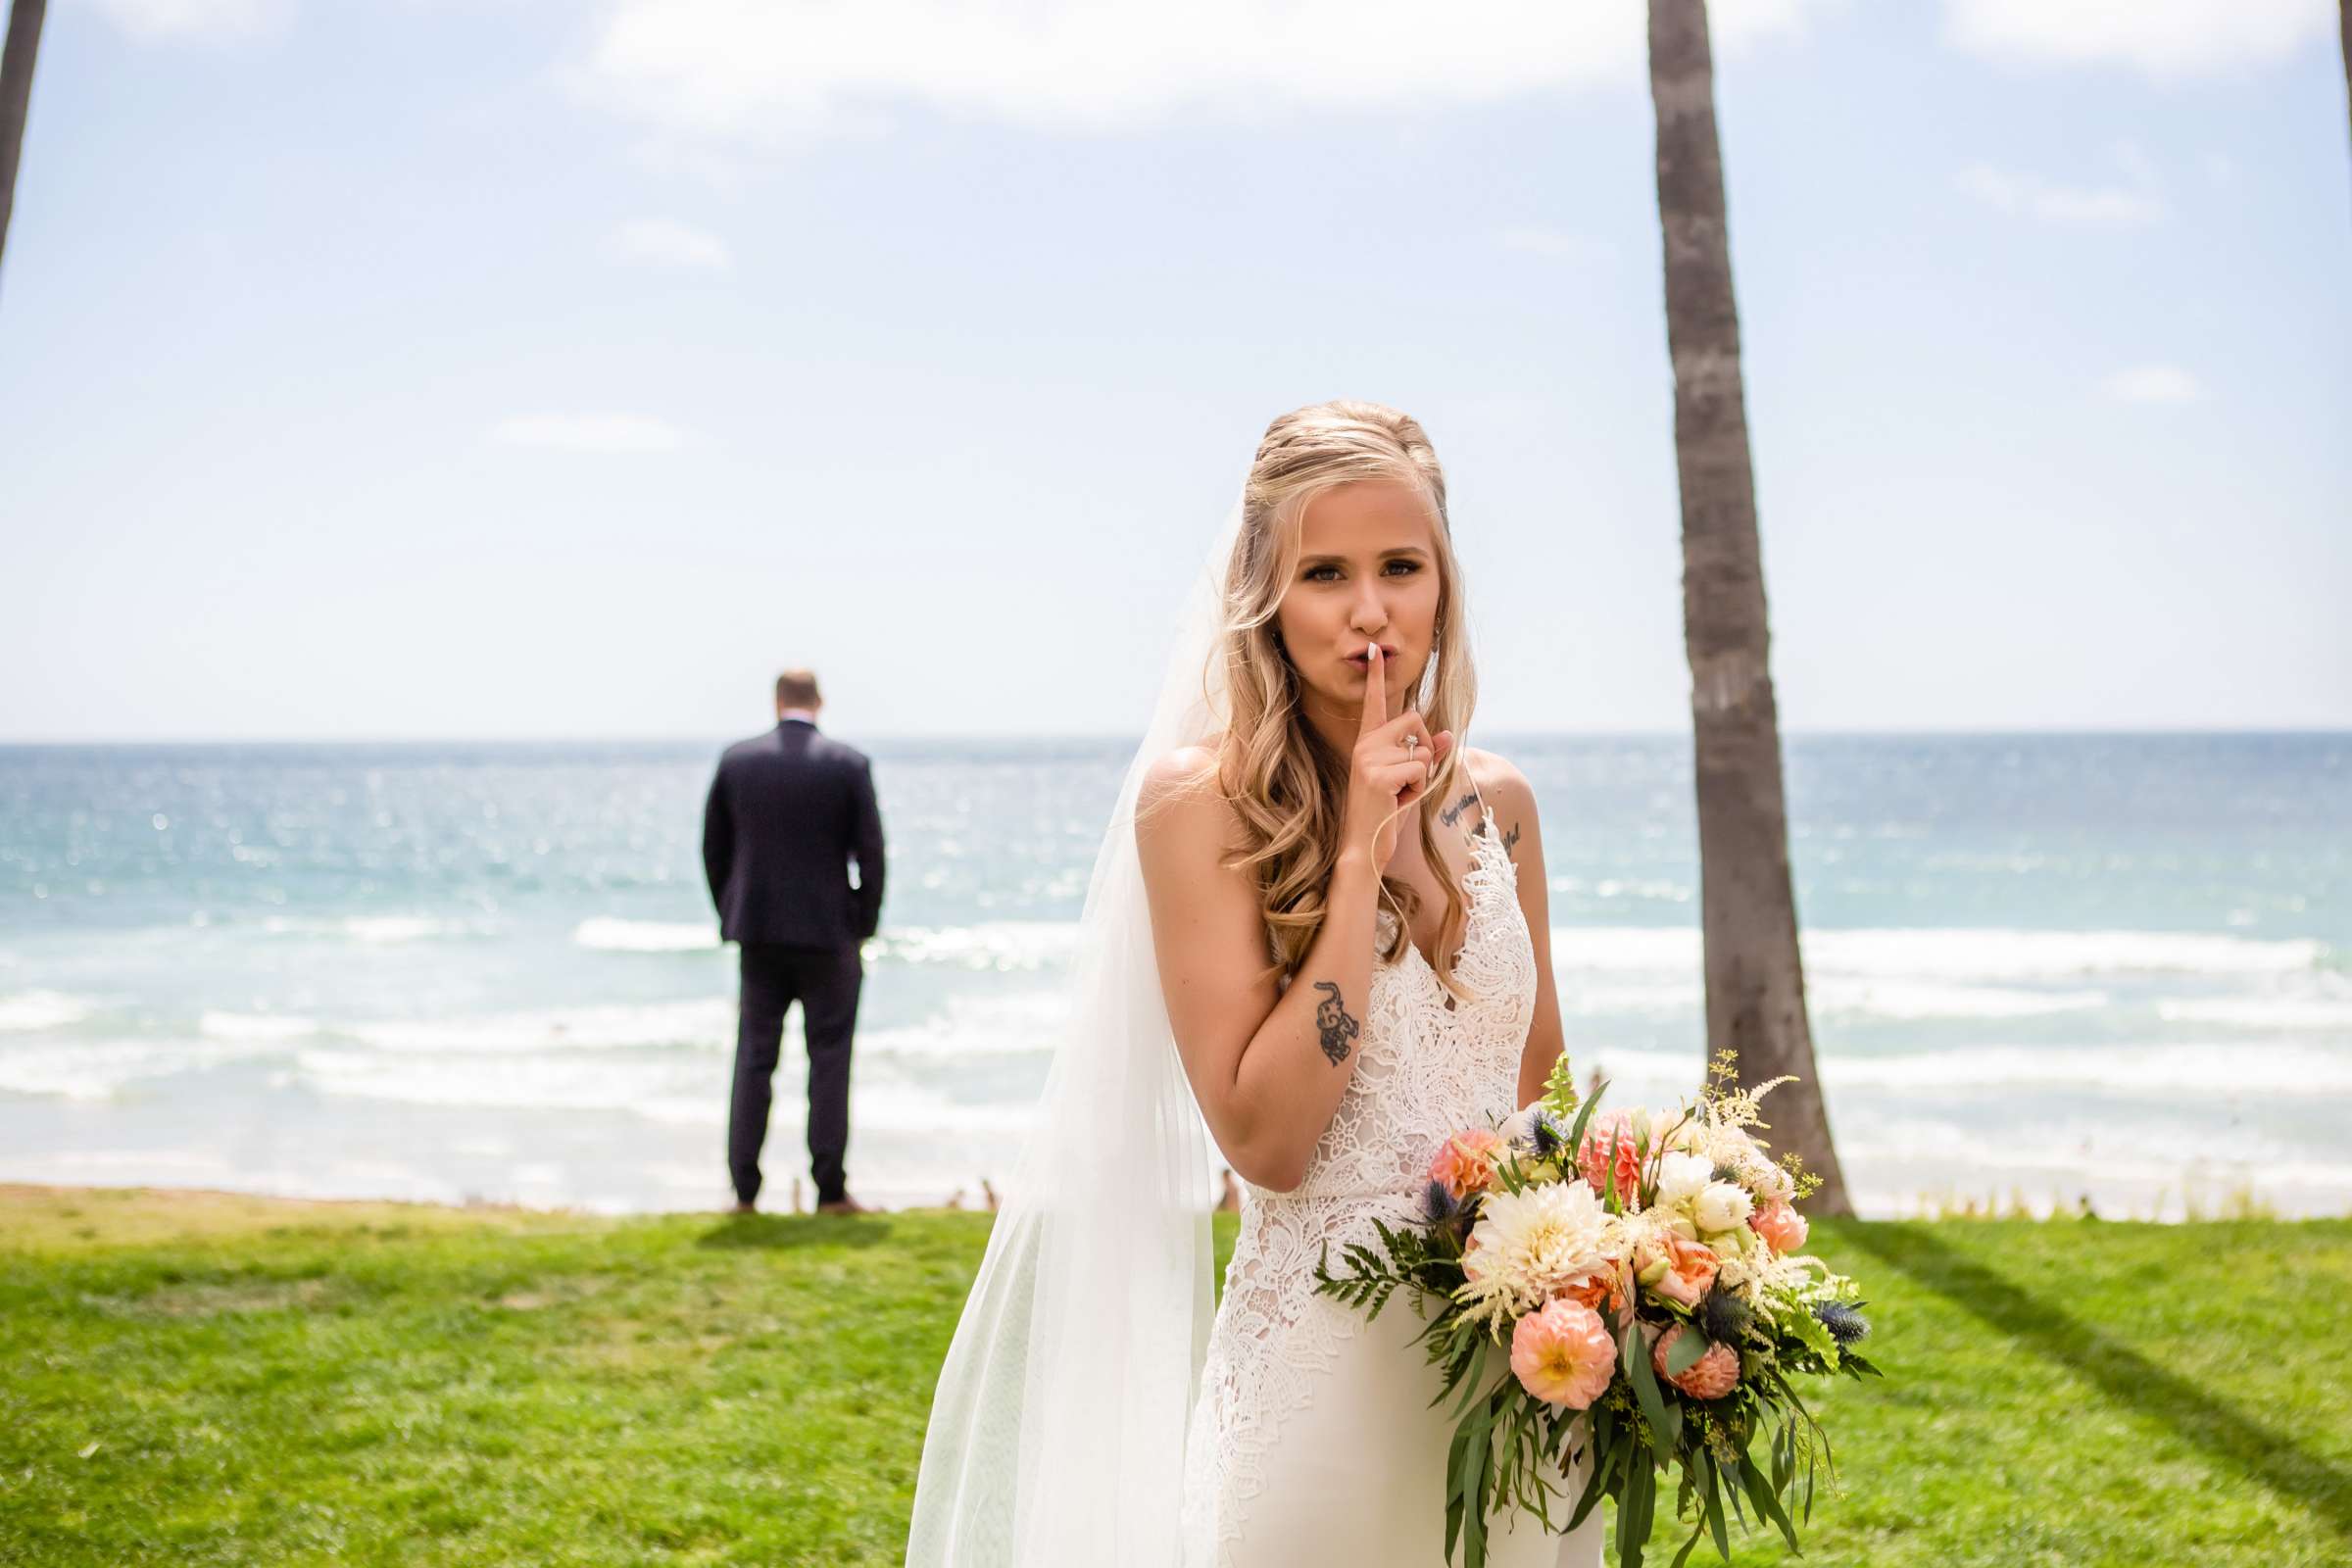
1955, 153, 2164, 224
2102, 365, 2202, 403
571, 0, 1835, 150
1943, 0, 2332, 79
607, 218, 734, 273
79, 0, 290, 42
489, 414, 694, 453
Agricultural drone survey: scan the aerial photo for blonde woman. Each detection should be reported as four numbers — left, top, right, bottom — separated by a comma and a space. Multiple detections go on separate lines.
905, 402, 1598, 1567
1137, 404, 1599, 1564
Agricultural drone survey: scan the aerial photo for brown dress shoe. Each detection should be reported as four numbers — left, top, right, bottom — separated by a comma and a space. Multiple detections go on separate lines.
814, 1195, 873, 1216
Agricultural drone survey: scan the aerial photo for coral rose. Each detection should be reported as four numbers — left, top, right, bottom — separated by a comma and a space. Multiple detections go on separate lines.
1577, 1110, 1643, 1199
1638, 1233, 1720, 1308
1429, 1128, 1504, 1200
1557, 1268, 1626, 1315
1750, 1200, 1809, 1254
1651, 1323, 1740, 1399
1510, 1298, 1617, 1409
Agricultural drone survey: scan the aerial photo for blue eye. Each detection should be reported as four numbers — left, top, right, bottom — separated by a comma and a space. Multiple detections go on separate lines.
1303, 561, 1420, 582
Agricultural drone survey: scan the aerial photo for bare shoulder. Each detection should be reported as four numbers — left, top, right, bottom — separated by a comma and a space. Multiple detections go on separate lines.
1459, 745, 1542, 869
1460, 745, 1536, 815
1135, 745, 1235, 849
1138, 744, 1218, 810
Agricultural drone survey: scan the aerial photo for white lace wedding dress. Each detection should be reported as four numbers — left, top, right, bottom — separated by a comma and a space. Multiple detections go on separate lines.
1179, 788, 1606, 1567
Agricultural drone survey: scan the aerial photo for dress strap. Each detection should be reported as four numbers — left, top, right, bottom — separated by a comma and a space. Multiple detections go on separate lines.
1465, 760, 1491, 830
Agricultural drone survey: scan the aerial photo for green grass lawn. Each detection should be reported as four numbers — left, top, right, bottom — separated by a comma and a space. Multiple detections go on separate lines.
3, 1185, 2347, 1566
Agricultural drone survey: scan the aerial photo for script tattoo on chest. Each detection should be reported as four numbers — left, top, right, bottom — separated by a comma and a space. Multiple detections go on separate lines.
1437, 789, 1480, 828
1311, 980, 1359, 1066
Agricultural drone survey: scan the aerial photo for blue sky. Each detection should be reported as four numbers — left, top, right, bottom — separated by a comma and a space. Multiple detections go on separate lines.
3, 0, 2347, 742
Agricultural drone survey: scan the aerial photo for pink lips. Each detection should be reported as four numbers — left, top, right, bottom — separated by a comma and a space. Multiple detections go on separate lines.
1345, 645, 1399, 666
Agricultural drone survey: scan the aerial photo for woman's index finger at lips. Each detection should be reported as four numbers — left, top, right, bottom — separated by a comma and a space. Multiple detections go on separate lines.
1358, 640, 1386, 734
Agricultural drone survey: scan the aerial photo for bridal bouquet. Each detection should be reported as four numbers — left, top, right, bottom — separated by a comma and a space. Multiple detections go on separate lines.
1311, 1054, 1881, 1568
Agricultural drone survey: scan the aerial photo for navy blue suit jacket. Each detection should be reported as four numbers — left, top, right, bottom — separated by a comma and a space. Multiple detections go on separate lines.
702, 719, 885, 948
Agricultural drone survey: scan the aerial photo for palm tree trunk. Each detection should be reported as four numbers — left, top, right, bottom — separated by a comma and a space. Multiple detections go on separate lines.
0, 0, 45, 286
1645, 0, 1851, 1216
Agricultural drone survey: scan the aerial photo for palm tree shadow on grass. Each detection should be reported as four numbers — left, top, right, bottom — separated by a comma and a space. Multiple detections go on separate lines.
1844, 1223, 2351, 1540
696, 1214, 891, 1251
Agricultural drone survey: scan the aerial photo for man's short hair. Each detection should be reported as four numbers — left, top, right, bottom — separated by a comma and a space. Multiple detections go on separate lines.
775, 669, 822, 708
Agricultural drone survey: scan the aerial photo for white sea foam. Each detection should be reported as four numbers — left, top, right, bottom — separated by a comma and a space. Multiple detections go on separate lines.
288, 1044, 1037, 1135
569, 918, 1083, 970
866, 922, 1082, 971
0, 1039, 281, 1100
348, 998, 735, 1054
0, 1148, 242, 1180
1836, 1119, 2352, 1196
1560, 976, 2114, 1020
1810, 979, 2111, 1020
1550, 926, 2328, 980
856, 991, 1067, 1060
851, 1083, 1040, 1134
199, 1010, 319, 1043
572, 918, 718, 953
261, 915, 491, 944
2156, 996, 2352, 1031
1585, 1041, 2352, 1098
1559, 984, 1696, 1016
753, 921, 2335, 986
1807, 927, 2327, 979
294, 1046, 719, 1116
0, 1150, 473, 1207
0, 991, 93, 1032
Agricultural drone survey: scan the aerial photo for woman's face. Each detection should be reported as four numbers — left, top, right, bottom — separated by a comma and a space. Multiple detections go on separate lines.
1272, 479, 1444, 720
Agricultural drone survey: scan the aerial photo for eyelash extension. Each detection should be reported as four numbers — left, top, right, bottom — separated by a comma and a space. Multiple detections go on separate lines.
1303, 561, 1422, 582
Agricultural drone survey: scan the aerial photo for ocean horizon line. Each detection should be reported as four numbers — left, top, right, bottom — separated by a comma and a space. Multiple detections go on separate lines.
3, 724, 2348, 750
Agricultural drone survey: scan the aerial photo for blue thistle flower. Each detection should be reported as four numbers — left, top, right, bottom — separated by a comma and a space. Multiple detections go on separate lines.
1813, 1299, 1871, 1347
1423, 1180, 1462, 1224
1700, 1287, 1752, 1345
1524, 1108, 1567, 1159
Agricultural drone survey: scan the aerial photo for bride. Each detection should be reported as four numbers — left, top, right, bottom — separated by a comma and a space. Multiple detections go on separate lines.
906, 401, 1602, 1567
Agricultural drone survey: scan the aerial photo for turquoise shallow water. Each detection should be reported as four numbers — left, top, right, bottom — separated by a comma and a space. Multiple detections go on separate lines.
1, 732, 2344, 1216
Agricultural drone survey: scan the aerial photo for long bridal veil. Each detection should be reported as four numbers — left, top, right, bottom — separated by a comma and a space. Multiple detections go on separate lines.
904, 497, 1245, 1566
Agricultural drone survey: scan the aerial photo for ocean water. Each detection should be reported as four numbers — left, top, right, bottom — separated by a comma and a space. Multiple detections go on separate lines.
1, 733, 2344, 1218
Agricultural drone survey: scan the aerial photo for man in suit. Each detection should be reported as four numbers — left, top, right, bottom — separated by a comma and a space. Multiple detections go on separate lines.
703, 668, 886, 1216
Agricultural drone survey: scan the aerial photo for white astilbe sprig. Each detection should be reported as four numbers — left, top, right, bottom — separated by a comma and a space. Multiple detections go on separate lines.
1715, 1238, 1821, 1302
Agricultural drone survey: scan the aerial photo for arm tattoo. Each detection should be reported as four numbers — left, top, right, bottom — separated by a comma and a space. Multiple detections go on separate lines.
1437, 789, 1480, 828
1311, 980, 1359, 1066
1501, 821, 1522, 859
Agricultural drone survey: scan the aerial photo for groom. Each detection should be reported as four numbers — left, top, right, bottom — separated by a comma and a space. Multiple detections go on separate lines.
702, 669, 886, 1216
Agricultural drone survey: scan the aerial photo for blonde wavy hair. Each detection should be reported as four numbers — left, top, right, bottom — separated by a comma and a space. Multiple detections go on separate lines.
1212, 399, 1482, 999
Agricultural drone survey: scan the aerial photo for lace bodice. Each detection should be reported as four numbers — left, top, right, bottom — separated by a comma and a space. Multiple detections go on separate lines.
1277, 803, 1536, 1202
1182, 800, 1538, 1556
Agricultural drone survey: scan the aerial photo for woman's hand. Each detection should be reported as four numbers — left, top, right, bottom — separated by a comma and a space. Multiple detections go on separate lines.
1341, 640, 1453, 870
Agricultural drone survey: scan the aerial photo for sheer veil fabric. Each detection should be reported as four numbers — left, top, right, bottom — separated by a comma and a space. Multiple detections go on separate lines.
904, 499, 1247, 1566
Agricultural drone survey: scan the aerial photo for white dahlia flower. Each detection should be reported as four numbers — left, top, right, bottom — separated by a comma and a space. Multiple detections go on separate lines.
1455, 1180, 1621, 1331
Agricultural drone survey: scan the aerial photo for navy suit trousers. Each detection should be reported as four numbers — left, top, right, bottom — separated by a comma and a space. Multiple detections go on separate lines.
727, 942, 862, 1206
